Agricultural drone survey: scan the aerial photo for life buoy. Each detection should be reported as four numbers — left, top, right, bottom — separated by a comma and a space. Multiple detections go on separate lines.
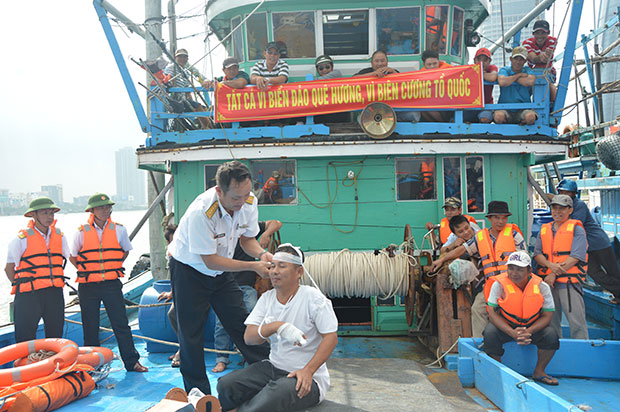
13, 346, 114, 370
0, 339, 78, 387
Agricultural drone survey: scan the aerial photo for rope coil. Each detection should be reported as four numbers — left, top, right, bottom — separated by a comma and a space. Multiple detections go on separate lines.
303, 249, 411, 299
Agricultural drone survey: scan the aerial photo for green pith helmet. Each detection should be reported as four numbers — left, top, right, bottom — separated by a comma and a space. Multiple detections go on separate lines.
85, 193, 115, 212
24, 197, 60, 217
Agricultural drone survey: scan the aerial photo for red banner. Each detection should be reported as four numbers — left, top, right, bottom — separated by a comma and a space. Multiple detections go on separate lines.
215, 64, 483, 123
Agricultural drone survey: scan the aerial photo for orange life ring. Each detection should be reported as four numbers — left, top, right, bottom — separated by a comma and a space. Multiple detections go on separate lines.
0, 339, 78, 387
13, 346, 114, 369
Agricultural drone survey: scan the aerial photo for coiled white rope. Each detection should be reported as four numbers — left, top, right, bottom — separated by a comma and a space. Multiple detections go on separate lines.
303, 248, 411, 299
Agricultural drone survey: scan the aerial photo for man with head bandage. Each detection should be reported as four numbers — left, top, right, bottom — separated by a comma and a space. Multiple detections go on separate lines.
217, 244, 339, 412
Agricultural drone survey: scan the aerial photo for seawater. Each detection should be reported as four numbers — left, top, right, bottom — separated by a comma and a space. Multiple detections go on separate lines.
0, 210, 150, 324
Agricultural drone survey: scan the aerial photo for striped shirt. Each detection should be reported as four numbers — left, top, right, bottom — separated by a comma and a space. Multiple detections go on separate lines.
163, 62, 203, 88
251, 59, 289, 80
522, 36, 557, 70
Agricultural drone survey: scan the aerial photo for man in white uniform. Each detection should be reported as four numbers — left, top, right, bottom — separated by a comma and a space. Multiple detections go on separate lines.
217, 244, 339, 412
168, 161, 271, 395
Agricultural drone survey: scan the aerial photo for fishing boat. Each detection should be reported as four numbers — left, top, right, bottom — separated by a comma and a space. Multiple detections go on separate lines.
2, 0, 618, 410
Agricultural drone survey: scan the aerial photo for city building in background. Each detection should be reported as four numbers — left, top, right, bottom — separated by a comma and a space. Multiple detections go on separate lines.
41, 184, 63, 205
115, 146, 147, 207
598, 0, 620, 124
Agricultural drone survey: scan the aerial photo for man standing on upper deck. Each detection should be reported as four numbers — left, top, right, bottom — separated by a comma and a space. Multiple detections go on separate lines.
168, 161, 271, 395
430, 201, 526, 337
464, 48, 497, 124
493, 47, 538, 125
522, 19, 557, 103
556, 179, 620, 304
69, 193, 148, 373
251, 42, 289, 91
5, 197, 69, 343
202, 57, 249, 90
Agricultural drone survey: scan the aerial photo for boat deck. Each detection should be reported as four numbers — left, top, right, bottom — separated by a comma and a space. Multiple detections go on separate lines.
547, 377, 620, 412
55, 336, 488, 412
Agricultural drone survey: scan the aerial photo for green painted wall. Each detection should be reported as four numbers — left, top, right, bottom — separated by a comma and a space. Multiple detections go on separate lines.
172, 153, 529, 253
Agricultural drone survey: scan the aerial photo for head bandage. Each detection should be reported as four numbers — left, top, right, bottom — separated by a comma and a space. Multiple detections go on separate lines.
274, 243, 325, 298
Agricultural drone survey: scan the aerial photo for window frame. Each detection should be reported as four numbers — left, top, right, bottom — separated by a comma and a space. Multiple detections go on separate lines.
204, 164, 221, 191
465, 155, 486, 214
375, 6, 422, 56
441, 156, 463, 203
244, 11, 269, 62
320, 8, 372, 59
423, 4, 450, 56
271, 11, 318, 59
395, 157, 438, 202
249, 159, 298, 206
450, 7, 465, 58
230, 15, 245, 62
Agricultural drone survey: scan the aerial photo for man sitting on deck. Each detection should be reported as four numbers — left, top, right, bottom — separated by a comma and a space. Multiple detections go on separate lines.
202, 57, 249, 90
217, 244, 338, 412
523, 19, 557, 103
464, 48, 497, 124
419, 50, 451, 122
430, 201, 526, 337
353, 50, 398, 78
440, 214, 481, 255
251, 42, 289, 91
484, 251, 560, 386
493, 47, 537, 125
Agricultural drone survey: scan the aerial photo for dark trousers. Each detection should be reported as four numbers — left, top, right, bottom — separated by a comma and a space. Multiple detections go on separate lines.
483, 322, 560, 357
78, 279, 140, 370
588, 246, 620, 299
170, 258, 270, 395
217, 360, 320, 412
14, 287, 64, 343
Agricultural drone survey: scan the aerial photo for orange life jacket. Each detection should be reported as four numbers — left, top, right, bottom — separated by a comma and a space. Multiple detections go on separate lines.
477, 224, 521, 301
12, 220, 66, 294
495, 273, 545, 328
75, 215, 125, 283
539, 219, 587, 284
262, 176, 279, 196
439, 215, 477, 244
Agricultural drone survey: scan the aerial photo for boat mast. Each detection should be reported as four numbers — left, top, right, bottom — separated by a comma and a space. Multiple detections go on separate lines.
145, 0, 168, 281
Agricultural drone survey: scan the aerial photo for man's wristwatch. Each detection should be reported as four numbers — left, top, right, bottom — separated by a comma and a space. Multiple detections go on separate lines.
257, 250, 268, 259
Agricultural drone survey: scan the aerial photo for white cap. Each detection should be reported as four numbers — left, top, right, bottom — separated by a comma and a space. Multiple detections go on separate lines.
506, 251, 531, 267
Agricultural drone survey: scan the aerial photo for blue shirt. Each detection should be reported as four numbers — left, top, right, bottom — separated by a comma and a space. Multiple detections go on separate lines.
498, 65, 534, 104
571, 197, 611, 251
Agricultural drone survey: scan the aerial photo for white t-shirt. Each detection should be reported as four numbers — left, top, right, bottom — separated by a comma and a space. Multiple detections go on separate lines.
167, 188, 259, 276
245, 285, 338, 402
443, 222, 481, 247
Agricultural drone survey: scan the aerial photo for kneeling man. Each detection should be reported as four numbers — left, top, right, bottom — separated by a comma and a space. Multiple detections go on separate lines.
218, 244, 338, 411
483, 251, 560, 385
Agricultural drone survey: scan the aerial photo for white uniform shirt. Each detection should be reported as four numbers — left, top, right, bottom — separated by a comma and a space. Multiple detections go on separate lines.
246, 286, 339, 402
167, 188, 259, 276
69, 219, 133, 257
6, 223, 70, 266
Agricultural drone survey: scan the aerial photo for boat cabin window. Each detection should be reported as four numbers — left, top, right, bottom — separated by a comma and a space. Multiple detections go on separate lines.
231, 16, 244, 61
451, 8, 464, 57
250, 160, 297, 205
273, 12, 316, 58
246, 12, 268, 61
443, 157, 462, 200
204, 165, 219, 190
322, 10, 369, 56
465, 156, 485, 213
425, 5, 449, 54
376, 7, 421, 55
377, 7, 420, 54
396, 158, 436, 201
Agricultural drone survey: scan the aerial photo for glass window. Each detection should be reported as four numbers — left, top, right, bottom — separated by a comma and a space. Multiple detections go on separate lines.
425, 5, 449, 54
246, 12, 268, 61
322, 10, 369, 56
272, 12, 315, 58
451, 8, 464, 57
396, 158, 436, 201
231, 16, 244, 61
443, 157, 461, 200
465, 156, 484, 213
250, 160, 297, 205
376, 8, 420, 55
204, 165, 219, 190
